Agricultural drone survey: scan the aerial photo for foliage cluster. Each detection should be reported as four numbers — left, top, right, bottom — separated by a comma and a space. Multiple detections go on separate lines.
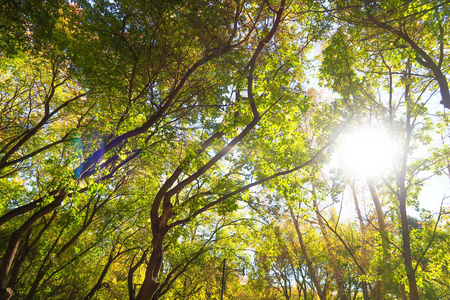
0, 1, 449, 300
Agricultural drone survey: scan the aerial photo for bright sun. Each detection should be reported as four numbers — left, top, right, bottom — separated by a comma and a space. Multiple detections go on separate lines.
339, 127, 398, 177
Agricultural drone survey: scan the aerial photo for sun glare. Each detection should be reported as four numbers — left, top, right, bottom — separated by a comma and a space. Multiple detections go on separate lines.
339, 127, 398, 177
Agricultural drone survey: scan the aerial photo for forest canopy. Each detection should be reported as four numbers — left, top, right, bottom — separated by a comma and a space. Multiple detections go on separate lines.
0, 0, 449, 299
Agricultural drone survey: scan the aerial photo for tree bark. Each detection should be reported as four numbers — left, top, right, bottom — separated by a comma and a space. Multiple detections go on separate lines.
84, 254, 115, 300
312, 189, 348, 300
0, 288, 12, 300
128, 250, 147, 300
366, 12, 450, 109
289, 206, 326, 300
134, 2, 287, 298
399, 63, 419, 300
366, 178, 388, 299
0, 191, 66, 292
136, 232, 165, 300
398, 187, 419, 300
350, 181, 370, 300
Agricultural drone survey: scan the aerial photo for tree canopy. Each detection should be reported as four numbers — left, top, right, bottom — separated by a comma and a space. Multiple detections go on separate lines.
0, 1, 449, 300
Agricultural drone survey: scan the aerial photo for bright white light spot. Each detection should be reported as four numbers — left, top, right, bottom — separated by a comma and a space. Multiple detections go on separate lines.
238, 274, 249, 285
339, 127, 398, 177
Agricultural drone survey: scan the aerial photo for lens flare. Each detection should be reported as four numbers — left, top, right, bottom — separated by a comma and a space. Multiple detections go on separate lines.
339, 127, 398, 177
72, 135, 84, 179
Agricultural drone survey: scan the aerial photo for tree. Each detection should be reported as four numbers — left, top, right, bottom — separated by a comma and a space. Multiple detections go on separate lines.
1, 0, 330, 299
322, 0, 450, 109
319, 7, 450, 296
1, 0, 449, 299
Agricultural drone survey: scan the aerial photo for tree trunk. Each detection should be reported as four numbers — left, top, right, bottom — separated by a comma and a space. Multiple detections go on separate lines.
0, 192, 66, 292
399, 188, 419, 300
366, 178, 389, 299
0, 288, 12, 300
397, 61, 419, 300
85, 254, 115, 300
136, 232, 165, 300
350, 181, 370, 300
312, 189, 348, 300
289, 206, 326, 300
24, 222, 63, 300
367, 13, 450, 109
128, 251, 147, 300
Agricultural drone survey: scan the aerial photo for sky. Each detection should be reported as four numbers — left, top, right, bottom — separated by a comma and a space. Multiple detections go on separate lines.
303, 39, 450, 222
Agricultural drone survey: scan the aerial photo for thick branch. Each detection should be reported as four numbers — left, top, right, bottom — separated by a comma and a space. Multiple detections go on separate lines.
169, 126, 341, 229
367, 14, 450, 108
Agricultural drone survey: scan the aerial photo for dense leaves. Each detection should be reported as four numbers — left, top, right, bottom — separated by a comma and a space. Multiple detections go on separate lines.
0, 1, 449, 300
